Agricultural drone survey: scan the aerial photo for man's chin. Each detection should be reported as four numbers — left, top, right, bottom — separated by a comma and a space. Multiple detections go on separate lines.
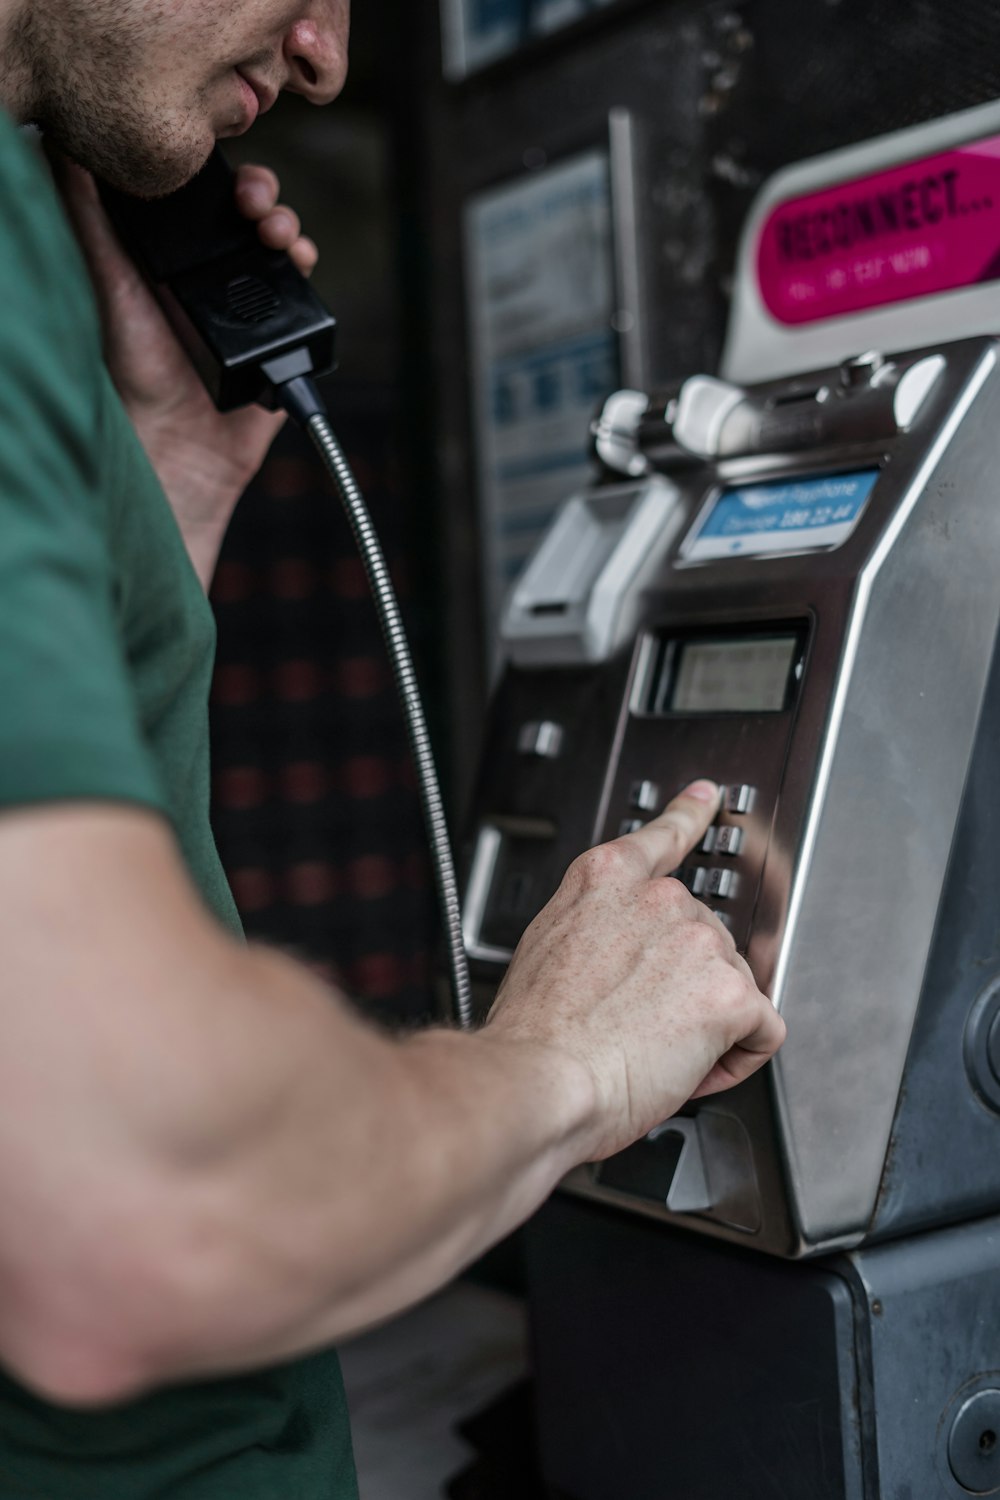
59, 127, 215, 200
103, 148, 214, 200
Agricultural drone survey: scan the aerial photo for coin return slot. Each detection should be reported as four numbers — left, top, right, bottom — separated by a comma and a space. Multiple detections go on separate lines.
463, 818, 557, 961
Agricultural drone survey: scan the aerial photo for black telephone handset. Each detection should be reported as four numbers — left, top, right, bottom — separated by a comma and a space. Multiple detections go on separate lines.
98, 147, 336, 413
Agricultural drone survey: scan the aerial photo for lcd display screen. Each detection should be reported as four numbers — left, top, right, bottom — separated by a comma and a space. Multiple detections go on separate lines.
669, 635, 799, 714
682, 468, 879, 561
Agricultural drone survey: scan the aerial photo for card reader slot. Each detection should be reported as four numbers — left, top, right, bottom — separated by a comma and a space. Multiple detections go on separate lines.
769, 386, 827, 407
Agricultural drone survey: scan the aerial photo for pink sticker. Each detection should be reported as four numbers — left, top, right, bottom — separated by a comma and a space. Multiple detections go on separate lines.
757, 135, 1000, 326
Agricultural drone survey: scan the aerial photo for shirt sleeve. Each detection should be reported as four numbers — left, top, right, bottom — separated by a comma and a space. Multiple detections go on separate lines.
0, 129, 167, 816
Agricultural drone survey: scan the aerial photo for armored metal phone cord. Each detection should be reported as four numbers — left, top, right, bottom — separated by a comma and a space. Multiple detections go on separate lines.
298, 406, 473, 1032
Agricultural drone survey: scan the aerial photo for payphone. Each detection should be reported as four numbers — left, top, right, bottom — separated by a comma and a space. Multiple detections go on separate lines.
462, 101, 1000, 1497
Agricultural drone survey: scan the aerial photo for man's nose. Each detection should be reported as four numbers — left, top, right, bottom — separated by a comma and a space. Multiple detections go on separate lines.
283, 5, 349, 105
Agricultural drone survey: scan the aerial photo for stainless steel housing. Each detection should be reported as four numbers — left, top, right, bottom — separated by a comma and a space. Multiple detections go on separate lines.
462, 335, 1000, 1257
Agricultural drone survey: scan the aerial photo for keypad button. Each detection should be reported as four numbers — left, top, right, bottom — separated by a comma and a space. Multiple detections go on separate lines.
699, 827, 717, 854
517, 720, 564, 758
724, 784, 754, 814
714, 826, 743, 856
707, 868, 735, 899
629, 779, 660, 813
618, 818, 643, 836
678, 865, 708, 895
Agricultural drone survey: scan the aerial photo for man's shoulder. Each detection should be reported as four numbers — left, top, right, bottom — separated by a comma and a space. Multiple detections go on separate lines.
0, 112, 98, 342
0, 113, 105, 464
0, 115, 58, 235
0, 111, 41, 184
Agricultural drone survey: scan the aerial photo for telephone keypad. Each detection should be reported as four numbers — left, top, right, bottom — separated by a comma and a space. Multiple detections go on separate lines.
706, 868, 735, 899
517, 720, 564, 758
623, 769, 764, 953
724, 783, 755, 814
629, 779, 660, 813
714, 825, 743, 856
678, 865, 708, 895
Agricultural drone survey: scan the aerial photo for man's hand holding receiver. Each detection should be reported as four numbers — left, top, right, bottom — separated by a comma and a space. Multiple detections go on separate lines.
52, 156, 316, 588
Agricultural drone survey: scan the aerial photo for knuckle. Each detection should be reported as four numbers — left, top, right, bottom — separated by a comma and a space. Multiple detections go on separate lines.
715, 964, 753, 1017
646, 875, 690, 913
684, 918, 724, 959
267, 207, 298, 237
559, 852, 590, 898
704, 913, 737, 954
568, 841, 629, 888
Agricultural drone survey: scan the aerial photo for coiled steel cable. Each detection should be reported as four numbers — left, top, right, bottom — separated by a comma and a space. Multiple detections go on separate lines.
304, 411, 473, 1030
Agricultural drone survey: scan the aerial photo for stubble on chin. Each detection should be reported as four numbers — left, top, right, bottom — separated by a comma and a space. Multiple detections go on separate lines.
13, 2, 217, 197
40, 88, 216, 198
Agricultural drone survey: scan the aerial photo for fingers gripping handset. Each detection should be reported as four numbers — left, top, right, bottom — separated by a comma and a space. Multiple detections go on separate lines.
486, 780, 786, 1163
97, 147, 336, 412
49, 150, 329, 569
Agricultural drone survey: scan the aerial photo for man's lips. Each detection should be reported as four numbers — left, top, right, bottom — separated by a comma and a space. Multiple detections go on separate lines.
232, 73, 259, 130
236, 71, 278, 117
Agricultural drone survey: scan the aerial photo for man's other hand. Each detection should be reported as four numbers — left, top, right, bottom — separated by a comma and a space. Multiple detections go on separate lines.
485, 780, 786, 1162
52, 154, 318, 588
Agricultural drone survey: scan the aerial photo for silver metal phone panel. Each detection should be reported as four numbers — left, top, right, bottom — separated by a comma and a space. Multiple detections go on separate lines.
772, 345, 1000, 1245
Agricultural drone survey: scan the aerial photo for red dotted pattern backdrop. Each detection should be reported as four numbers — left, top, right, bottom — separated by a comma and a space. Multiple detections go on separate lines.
209, 390, 438, 1026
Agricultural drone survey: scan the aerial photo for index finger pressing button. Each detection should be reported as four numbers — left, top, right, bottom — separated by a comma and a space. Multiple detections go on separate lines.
633, 781, 723, 879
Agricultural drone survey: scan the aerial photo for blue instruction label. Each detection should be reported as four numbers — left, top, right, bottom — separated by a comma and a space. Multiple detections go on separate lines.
683, 469, 880, 561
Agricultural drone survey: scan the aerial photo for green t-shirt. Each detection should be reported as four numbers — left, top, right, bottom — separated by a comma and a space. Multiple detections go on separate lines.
0, 115, 358, 1498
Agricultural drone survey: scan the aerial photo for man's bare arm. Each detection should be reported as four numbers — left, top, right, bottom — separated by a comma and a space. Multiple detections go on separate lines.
0, 788, 782, 1407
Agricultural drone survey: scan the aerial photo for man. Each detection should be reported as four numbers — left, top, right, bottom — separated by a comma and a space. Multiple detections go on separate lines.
0, 1, 785, 1496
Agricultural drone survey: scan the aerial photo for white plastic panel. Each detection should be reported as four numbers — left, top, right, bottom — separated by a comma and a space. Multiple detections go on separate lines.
501, 475, 682, 664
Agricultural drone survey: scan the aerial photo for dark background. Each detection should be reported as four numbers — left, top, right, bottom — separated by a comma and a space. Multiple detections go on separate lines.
213, 0, 1000, 1021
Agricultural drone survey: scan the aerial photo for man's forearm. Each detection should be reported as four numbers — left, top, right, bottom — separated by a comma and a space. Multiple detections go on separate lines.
0, 903, 595, 1404
323, 1024, 597, 1341
140, 441, 240, 590
173, 513, 231, 592
139, 949, 597, 1386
